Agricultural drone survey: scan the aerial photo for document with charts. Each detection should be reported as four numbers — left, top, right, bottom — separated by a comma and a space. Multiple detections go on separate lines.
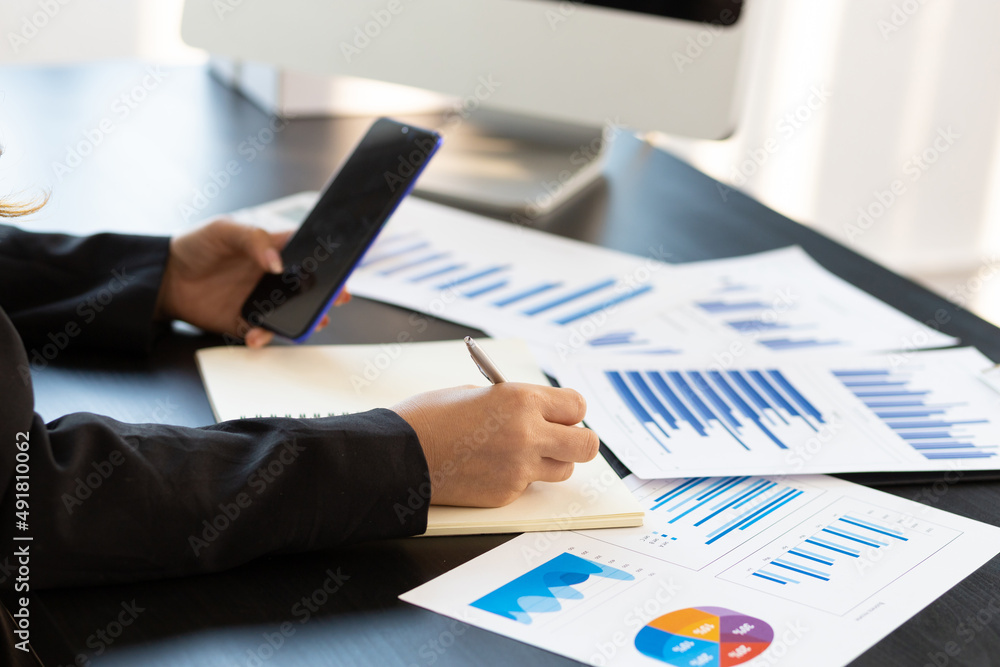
550, 347, 1000, 479
401, 474, 1000, 667
227, 193, 957, 363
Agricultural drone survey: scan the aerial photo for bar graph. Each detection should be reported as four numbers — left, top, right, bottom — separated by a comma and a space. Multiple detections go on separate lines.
349, 215, 662, 341
832, 367, 997, 462
721, 498, 962, 614
564, 247, 955, 356
599, 366, 826, 455
580, 476, 820, 570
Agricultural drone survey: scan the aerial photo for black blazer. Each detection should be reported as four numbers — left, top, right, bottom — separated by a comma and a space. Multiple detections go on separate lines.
0, 225, 429, 662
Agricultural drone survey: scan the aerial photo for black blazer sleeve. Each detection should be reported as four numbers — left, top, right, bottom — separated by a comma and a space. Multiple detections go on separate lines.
0, 226, 430, 593
0, 224, 169, 356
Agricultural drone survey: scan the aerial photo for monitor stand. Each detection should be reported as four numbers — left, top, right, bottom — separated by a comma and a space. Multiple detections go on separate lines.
411, 107, 609, 224
214, 62, 609, 223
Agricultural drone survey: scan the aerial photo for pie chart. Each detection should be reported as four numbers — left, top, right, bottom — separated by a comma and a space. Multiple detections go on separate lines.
634, 606, 773, 666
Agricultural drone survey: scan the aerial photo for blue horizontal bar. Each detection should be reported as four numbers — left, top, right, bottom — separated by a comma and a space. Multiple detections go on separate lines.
760, 338, 841, 350
379, 251, 450, 276
839, 517, 907, 540
806, 537, 859, 557
851, 390, 931, 398
923, 451, 997, 460
772, 559, 830, 581
554, 284, 654, 325
523, 278, 616, 316
788, 549, 833, 566
832, 370, 891, 377
358, 241, 430, 268
910, 442, 978, 450
821, 527, 883, 548
493, 281, 562, 307
437, 265, 509, 290
410, 263, 466, 282
697, 300, 768, 313
875, 410, 945, 419
464, 280, 509, 298
889, 420, 989, 430
753, 572, 790, 585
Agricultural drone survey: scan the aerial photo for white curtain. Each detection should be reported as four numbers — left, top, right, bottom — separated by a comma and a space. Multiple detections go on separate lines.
654, 0, 1000, 281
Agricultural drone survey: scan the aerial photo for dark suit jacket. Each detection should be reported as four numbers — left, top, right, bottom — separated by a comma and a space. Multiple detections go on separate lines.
0, 225, 429, 663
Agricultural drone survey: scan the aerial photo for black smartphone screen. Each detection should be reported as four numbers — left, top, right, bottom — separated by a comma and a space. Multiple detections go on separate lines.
241, 118, 440, 341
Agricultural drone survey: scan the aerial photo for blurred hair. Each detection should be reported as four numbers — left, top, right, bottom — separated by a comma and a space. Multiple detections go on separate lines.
0, 146, 49, 218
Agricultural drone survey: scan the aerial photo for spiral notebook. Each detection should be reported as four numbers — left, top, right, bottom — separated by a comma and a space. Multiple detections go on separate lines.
195, 339, 643, 536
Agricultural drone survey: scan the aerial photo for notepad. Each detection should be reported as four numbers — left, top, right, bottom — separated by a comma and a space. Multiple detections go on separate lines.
195, 338, 644, 536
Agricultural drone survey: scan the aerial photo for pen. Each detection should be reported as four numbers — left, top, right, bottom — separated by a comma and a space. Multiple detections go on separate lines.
465, 336, 507, 384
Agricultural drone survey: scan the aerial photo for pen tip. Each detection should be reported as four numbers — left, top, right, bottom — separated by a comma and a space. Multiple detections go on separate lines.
464, 335, 474, 346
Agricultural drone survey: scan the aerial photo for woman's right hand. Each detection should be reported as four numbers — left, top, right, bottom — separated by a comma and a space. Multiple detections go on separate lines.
390, 383, 600, 507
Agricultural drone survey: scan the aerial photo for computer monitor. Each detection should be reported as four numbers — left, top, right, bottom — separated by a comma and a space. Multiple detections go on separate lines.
181, 0, 750, 214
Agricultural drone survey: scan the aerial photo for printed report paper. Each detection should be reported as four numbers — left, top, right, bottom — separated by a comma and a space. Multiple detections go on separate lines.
401, 474, 1000, 667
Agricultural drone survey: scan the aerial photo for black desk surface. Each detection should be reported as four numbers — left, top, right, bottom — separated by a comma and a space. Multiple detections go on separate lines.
4, 62, 999, 667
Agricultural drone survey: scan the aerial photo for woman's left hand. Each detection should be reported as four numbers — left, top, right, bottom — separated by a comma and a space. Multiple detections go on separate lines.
155, 219, 350, 347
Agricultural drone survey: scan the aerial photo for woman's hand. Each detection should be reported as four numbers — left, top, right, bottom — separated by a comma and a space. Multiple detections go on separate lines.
155, 219, 350, 347
390, 383, 600, 507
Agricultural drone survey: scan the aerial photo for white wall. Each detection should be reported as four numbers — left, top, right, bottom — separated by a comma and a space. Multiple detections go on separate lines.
654, 0, 1000, 282
0, 0, 204, 64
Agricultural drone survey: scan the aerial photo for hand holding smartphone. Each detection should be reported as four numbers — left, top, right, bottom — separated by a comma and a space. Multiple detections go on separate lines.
241, 118, 441, 342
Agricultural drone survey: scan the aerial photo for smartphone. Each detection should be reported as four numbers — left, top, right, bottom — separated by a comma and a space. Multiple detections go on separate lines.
241, 118, 441, 342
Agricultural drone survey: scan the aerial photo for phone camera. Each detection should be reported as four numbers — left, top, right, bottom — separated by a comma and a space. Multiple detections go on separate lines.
401, 127, 409, 134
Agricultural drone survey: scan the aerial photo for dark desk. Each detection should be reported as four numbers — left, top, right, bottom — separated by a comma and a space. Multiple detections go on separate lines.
5, 62, 999, 667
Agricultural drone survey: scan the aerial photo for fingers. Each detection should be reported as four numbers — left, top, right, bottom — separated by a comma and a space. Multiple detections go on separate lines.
536, 459, 576, 484
314, 315, 331, 332
534, 386, 588, 425
538, 422, 601, 463
237, 225, 283, 274
245, 327, 274, 349
271, 229, 295, 248
333, 290, 352, 306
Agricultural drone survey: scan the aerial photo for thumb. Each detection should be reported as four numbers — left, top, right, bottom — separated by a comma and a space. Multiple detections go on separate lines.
240, 226, 284, 274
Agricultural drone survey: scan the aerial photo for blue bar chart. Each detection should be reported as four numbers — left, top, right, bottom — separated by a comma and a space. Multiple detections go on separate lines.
831, 367, 997, 461
722, 499, 961, 614
351, 222, 661, 337
599, 367, 826, 455
582, 476, 820, 570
